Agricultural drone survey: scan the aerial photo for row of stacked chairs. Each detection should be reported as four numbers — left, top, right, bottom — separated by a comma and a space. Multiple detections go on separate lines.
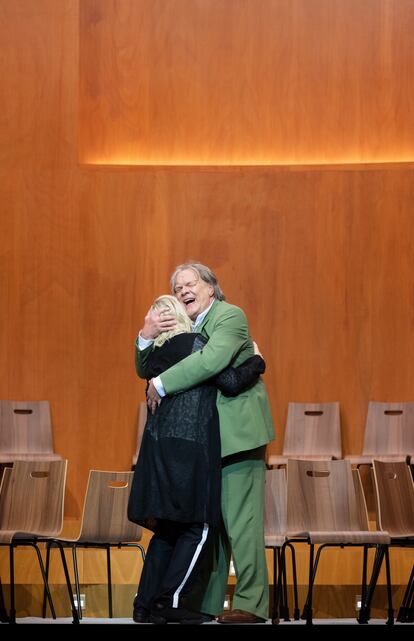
1, 457, 412, 624
0, 462, 145, 624
267, 401, 414, 467
264, 401, 414, 624
1, 399, 413, 469
264, 459, 414, 625
0, 399, 413, 623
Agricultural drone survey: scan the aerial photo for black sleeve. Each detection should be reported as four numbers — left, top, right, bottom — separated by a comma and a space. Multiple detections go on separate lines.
214, 355, 266, 397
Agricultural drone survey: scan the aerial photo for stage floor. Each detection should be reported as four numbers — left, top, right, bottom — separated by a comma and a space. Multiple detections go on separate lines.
4, 616, 412, 625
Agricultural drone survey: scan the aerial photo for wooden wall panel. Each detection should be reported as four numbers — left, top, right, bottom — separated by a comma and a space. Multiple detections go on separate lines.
132, 166, 414, 459
80, 0, 414, 165
0, 0, 78, 170
0, 0, 83, 514
3, 161, 413, 512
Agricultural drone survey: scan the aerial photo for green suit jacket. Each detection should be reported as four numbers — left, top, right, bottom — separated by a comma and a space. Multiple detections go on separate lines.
135, 299, 275, 457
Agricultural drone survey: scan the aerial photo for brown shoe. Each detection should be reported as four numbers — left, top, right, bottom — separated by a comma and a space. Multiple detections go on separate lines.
217, 609, 266, 624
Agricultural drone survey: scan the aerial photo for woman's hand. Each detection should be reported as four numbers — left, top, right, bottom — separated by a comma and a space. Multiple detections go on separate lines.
147, 379, 161, 414
253, 341, 263, 358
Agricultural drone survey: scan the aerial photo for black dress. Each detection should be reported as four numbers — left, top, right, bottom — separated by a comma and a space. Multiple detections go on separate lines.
128, 333, 222, 530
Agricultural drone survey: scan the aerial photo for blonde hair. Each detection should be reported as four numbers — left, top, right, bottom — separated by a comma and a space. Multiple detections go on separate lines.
152, 295, 192, 347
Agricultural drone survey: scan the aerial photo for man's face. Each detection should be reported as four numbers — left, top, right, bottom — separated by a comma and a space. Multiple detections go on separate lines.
173, 269, 214, 321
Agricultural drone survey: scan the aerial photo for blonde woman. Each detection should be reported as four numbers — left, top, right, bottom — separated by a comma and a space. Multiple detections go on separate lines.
128, 295, 265, 625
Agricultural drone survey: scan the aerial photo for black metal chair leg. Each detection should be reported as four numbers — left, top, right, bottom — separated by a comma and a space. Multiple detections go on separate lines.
302, 543, 324, 620
361, 545, 368, 612
72, 545, 82, 619
0, 576, 9, 622
271, 549, 279, 622
32, 543, 56, 619
277, 548, 286, 619
384, 546, 394, 625
397, 564, 414, 622
9, 545, 16, 624
42, 541, 52, 618
54, 541, 79, 624
281, 548, 290, 620
274, 546, 286, 624
304, 544, 315, 625
358, 545, 384, 624
405, 566, 414, 622
286, 543, 300, 620
107, 546, 113, 618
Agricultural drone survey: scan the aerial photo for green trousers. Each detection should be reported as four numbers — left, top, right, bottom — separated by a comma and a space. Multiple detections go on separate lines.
201, 458, 269, 619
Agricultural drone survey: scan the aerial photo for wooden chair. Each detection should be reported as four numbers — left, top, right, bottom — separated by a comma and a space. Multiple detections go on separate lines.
132, 402, 147, 469
0, 468, 12, 622
268, 402, 342, 467
284, 459, 392, 625
362, 460, 414, 623
264, 468, 299, 624
0, 400, 62, 464
0, 459, 78, 623
45, 470, 145, 619
346, 401, 414, 465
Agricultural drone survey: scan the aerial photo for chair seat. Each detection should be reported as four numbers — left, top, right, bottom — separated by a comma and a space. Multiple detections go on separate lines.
264, 534, 286, 547
0, 452, 62, 462
390, 533, 414, 540
307, 530, 391, 544
267, 455, 288, 466
269, 454, 337, 466
286, 529, 390, 544
345, 454, 409, 464
0, 530, 34, 543
0, 529, 63, 543
57, 535, 142, 544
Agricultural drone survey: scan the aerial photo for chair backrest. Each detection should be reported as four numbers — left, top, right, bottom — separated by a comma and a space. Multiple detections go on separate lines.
77, 470, 142, 543
132, 402, 147, 466
372, 460, 414, 537
362, 401, 414, 458
0, 400, 61, 462
287, 459, 361, 533
0, 466, 13, 501
351, 468, 370, 530
282, 402, 342, 459
264, 468, 287, 537
0, 459, 67, 538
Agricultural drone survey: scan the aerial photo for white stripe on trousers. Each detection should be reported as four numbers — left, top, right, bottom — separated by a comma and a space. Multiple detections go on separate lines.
172, 523, 209, 608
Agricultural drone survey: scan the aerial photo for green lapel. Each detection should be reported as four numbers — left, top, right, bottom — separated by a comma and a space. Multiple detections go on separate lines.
198, 299, 219, 339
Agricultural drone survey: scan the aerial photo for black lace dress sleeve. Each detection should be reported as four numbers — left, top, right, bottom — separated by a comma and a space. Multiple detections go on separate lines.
214, 355, 266, 397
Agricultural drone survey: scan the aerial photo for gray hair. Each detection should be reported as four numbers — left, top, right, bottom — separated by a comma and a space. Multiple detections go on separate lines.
170, 262, 226, 301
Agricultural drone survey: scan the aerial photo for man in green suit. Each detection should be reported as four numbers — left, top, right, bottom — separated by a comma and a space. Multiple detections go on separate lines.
136, 262, 275, 624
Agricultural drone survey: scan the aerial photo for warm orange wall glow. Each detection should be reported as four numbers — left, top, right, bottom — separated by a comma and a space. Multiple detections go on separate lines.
84, 157, 414, 168
80, 0, 414, 166
2, 0, 414, 537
